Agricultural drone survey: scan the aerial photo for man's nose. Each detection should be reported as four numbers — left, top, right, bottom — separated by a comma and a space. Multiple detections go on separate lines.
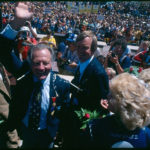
38, 63, 45, 70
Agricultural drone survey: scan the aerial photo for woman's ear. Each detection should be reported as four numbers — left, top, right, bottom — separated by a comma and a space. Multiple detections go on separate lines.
100, 99, 109, 109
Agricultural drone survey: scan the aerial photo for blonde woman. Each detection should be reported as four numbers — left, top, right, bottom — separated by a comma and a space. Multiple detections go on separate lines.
139, 68, 150, 87
83, 73, 150, 148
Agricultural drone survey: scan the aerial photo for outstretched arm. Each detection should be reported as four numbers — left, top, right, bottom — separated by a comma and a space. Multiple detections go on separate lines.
0, 2, 34, 77
10, 2, 33, 31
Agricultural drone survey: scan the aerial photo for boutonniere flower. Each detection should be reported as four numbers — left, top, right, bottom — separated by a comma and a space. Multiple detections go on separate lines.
52, 97, 56, 103
51, 97, 57, 116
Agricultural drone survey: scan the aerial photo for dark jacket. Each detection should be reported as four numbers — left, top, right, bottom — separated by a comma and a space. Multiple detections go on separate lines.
7, 71, 70, 146
71, 57, 109, 111
83, 115, 150, 148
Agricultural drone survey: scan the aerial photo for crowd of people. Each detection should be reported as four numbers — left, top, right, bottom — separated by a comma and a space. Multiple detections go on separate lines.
1, 1, 150, 149
1, 1, 150, 45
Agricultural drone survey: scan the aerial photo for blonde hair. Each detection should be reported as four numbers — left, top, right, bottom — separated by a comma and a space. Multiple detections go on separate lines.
105, 67, 116, 80
110, 73, 150, 130
139, 68, 150, 86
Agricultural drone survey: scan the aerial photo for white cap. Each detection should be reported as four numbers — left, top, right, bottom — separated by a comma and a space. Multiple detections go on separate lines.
19, 26, 30, 32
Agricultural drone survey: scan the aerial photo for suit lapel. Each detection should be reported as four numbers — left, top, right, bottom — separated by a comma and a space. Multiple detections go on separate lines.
49, 72, 57, 109
50, 72, 57, 98
71, 66, 80, 86
80, 58, 94, 83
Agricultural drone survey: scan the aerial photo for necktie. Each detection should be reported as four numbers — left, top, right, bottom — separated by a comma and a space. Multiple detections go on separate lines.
28, 81, 42, 131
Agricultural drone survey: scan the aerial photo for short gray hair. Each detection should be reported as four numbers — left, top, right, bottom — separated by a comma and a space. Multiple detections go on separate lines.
27, 43, 55, 64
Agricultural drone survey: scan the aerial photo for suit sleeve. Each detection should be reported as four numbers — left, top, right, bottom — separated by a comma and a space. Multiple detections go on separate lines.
55, 75, 71, 104
0, 34, 30, 78
96, 71, 109, 99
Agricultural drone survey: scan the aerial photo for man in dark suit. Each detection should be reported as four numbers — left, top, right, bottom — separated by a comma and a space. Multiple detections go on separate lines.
6, 43, 70, 148
63, 30, 109, 148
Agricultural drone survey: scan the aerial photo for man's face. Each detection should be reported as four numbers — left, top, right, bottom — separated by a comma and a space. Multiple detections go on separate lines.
77, 37, 93, 62
68, 42, 76, 51
31, 49, 51, 80
113, 45, 123, 57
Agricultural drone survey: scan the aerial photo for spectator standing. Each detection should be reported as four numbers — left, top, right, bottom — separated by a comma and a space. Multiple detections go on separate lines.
0, 2, 34, 78
63, 30, 109, 149
58, 33, 79, 75
16, 26, 37, 61
104, 38, 131, 74
39, 29, 56, 50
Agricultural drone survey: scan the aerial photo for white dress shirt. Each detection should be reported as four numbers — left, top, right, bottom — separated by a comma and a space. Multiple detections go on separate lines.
79, 55, 94, 80
22, 73, 51, 130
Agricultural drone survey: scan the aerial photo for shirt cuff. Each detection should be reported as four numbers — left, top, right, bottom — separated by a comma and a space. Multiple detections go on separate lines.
0, 24, 18, 40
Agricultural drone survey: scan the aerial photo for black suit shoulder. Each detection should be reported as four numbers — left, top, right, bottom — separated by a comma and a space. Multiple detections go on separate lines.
90, 58, 107, 75
14, 72, 33, 94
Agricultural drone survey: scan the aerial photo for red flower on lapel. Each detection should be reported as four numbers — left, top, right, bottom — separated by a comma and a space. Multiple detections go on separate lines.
52, 97, 56, 103
84, 113, 90, 119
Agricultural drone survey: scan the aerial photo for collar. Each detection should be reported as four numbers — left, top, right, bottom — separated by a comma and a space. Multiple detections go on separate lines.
33, 72, 50, 86
79, 55, 94, 74
79, 55, 94, 67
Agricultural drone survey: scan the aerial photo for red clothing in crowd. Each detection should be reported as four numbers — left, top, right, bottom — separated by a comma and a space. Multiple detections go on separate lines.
133, 50, 147, 63
18, 38, 37, 60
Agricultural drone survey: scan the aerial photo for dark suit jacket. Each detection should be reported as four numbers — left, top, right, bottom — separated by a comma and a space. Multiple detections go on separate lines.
71, 57, 109, 111
7, 71, 70, 137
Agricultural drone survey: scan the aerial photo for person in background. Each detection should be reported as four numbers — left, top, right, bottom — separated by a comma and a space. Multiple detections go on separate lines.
132, 49, 149, 67
105, 67, 116, 80
137, 41, 149, 53
16, 26, 37, 61
132, 41, 150, 66
0, 2, 34, 78
39, 29, 56, 50
25, 21, 38, 39
104, 38, 131, 74
83, 73, 150, 148
56, 34, 68, 61
58, 33, 79, 75
0, 62, 19, 149
142, 49, 150, 68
